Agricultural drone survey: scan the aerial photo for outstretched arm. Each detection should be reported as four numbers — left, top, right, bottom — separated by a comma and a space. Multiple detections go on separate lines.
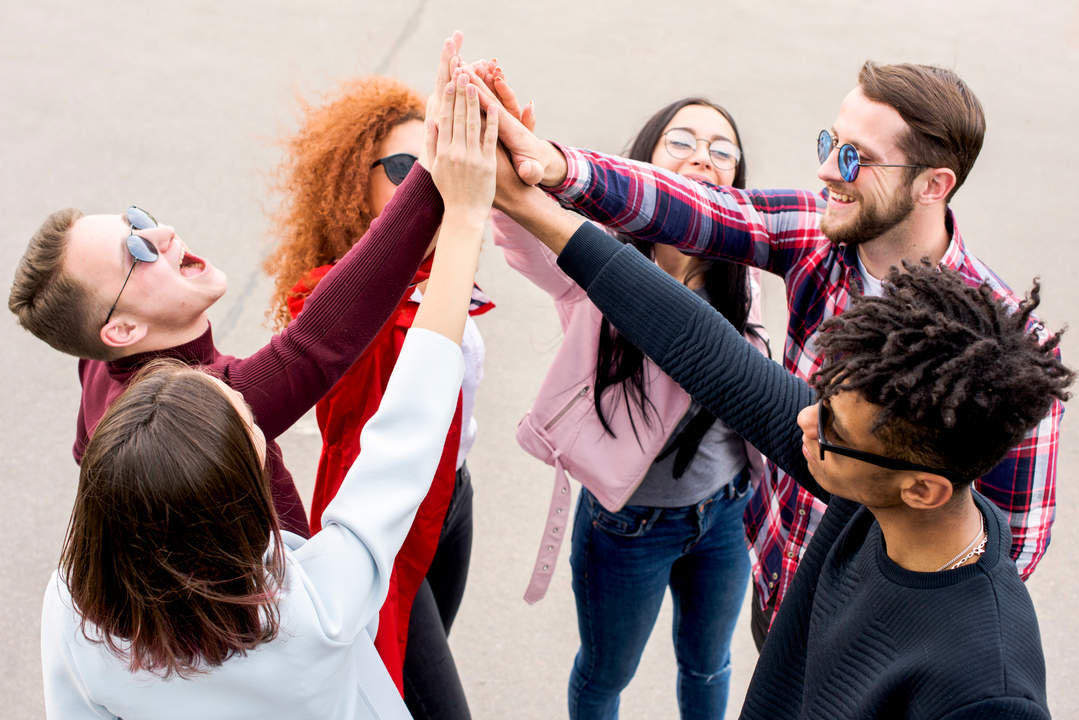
496, 171, 824, 497
298, 61, 500, 633
225, 34, 464, 440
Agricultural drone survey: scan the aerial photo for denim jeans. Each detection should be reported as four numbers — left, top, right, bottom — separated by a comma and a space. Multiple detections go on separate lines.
568, 470, 752, 720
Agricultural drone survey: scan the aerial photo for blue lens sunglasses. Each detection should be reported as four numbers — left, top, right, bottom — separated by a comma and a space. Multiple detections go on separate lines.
817, 129, 926, 183
103, 206, 160, 325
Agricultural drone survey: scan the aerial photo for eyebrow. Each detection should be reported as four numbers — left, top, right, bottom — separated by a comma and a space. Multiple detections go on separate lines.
669, 126, 735, 144
831, 125, 883, 162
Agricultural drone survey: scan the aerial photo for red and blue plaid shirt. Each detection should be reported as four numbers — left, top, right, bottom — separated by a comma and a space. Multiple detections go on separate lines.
544, 145, 1063, 612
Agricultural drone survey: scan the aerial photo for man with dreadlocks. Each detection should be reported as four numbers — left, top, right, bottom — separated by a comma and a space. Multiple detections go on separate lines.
489, 171, 1070, 716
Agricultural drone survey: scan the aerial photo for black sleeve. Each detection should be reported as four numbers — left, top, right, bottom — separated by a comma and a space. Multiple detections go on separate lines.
556, 221, 827, 501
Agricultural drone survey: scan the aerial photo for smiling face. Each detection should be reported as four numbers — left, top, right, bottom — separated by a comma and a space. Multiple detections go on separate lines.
817, 87, 918, 246
63, 212, 227, 350
649, 104, 740, 188
367, 118, 425, 219
649, 104, 740, 280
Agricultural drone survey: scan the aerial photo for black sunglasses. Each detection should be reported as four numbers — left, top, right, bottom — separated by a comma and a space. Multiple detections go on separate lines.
371, 153, 418, 186
817, 129, 926, 183
816, 400, 954, 479
103, 206, 161, 325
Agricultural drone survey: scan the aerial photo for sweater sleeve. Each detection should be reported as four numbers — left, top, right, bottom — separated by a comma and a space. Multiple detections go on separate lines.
556, 221, 827, 499
291, 328, 464, 639
543, 144, 826, 278
936, 697, 1050, 720
223, 165, 443, 440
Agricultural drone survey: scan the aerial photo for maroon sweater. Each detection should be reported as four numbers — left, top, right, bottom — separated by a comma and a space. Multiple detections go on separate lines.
72, 166, 444, 537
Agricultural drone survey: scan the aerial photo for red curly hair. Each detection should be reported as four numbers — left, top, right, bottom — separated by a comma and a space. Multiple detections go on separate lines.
265, 76, 424, 330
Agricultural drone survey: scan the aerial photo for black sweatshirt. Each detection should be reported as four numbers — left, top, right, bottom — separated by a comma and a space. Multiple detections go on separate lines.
556, 222, 1050, 719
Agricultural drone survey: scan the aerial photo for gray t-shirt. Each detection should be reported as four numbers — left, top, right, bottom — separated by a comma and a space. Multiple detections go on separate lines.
626, 287, 749, 508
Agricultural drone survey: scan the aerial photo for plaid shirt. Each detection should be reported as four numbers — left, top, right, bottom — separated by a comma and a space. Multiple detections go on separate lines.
544, 145, 1063, 612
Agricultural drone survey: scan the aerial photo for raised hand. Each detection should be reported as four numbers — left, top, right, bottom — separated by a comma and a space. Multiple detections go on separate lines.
419, 31, 464, 169
412, 69, 499, 344
453, 64, 558, 186
428, 72, 498, 225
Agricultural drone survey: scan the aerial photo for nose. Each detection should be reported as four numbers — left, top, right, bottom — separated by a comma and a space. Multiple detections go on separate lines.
136, 224, 176, 255
817, 145, 843, 185
689, 140, 712, 168
797, 403, 819, 448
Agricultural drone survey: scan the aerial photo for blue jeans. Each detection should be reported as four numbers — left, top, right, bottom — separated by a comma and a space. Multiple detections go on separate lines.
568, 470, 752, 720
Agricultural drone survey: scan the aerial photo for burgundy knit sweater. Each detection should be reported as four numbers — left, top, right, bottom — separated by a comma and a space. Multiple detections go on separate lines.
72, 166, 444, 536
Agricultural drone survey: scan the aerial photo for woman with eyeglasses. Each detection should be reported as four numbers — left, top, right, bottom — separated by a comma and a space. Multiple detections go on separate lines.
490, 89, 769, 720
41, 70, 498, 719
263, 76, 489, 718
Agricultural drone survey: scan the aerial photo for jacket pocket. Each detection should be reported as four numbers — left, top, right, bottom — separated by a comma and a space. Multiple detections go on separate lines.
544, 384, 590, 431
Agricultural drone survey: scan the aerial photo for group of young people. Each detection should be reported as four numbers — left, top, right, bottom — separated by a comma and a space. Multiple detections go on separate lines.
10, 30, 1070, 720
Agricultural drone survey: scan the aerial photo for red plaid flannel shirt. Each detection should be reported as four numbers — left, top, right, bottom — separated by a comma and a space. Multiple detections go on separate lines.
544, 144, 1063, 612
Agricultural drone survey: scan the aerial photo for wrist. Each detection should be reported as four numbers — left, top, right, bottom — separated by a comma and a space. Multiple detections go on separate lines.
442, 206, 490, 234
541, 142, 569, 187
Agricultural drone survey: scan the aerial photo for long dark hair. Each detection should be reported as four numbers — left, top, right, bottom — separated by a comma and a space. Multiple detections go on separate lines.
60, 359, 286, 678
594, 97, 754, 439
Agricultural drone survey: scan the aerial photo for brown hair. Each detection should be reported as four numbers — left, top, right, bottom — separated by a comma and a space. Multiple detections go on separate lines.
60, 359, 286, 677
9, 208, 115, 360
858, 61, 985, 202
264, 76, 425, 330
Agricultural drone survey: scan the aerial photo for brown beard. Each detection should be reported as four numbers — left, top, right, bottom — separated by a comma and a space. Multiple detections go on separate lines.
820, 185, 915, 247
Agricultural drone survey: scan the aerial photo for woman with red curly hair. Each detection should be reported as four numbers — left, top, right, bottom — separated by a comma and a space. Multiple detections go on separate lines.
264, 75, 489, 719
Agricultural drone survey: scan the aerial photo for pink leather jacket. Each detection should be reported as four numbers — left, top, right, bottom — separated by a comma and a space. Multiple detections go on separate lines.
493, 211, 769, 602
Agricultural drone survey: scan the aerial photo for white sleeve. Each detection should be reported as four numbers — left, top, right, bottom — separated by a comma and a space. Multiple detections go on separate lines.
41, 574, 118, 719
291, 328, 464, 640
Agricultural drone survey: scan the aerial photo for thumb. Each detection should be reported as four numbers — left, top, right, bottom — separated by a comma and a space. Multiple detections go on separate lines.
516, 157, 543, 186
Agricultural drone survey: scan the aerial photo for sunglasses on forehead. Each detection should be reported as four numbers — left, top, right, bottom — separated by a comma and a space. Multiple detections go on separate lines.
816, 129, 927, 183
103, 206, 161, 325
371, 153, 418, 186
816, 400, 956, 480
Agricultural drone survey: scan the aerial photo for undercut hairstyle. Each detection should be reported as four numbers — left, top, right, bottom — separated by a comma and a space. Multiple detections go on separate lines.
858, 61, 985, 202
264, 75, 425, 330
595, 97, 761, 439
9, 208, 115, 360
812, 262, 1072, 485
60, 359, 286, 678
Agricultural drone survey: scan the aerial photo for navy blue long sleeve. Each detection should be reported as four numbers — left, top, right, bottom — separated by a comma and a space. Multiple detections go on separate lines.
554, 220, 1050, 719
556, 221, 823, 499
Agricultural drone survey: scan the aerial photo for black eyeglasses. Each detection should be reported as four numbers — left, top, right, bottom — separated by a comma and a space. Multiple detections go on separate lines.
817, 400, 954, 479
816, 129, 926, 183
371, 153, 418, 186
663, 129, 741, 171
103, 206, 161, 325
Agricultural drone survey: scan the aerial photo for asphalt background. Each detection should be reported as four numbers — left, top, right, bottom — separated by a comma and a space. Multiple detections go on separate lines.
3, 2, 1078, 718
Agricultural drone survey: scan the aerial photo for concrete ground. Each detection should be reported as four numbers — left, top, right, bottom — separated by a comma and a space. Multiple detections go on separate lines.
3, 1, 1078, 717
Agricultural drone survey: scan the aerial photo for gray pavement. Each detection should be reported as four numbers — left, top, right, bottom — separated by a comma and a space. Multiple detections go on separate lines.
3, 1, 1078, 717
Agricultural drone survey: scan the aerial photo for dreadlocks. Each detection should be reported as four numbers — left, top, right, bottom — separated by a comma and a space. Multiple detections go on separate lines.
812, 261, 1072, 484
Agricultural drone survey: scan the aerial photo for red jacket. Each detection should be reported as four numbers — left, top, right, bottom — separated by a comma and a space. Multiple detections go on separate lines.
288, 256, 492, 691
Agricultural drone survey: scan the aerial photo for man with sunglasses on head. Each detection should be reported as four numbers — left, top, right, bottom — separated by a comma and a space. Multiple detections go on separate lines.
7, 38, 470, 538
479, 60, 1064, 641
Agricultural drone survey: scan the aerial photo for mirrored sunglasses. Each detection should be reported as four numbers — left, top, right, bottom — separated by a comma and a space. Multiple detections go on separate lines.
816, 129, 925, 183
103, 206, 161, 325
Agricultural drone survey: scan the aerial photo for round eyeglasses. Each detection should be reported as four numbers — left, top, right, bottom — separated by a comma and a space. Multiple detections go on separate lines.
103, 206, 161, 325
816, 129, 926, 183
663, 129, 741, 171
